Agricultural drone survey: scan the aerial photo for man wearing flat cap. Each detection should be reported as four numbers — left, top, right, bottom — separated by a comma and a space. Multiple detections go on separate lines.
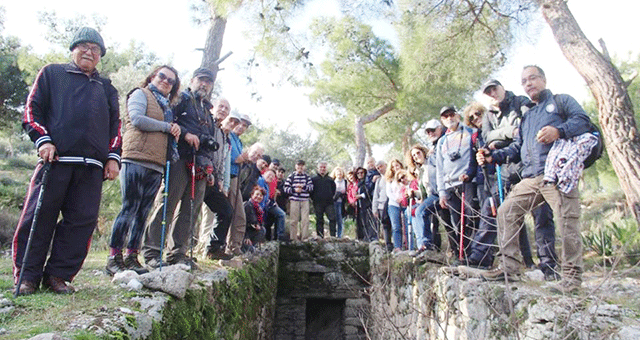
14, 27, 121, 295
142, 67, 219, 269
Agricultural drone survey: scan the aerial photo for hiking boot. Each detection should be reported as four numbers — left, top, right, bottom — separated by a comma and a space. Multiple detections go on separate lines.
548, 279, 581, 294
106, 253, 126, 276
542, 268, 561, 281
124, 253, 149, 275
168, 253, 199, 270
43, 275, 74, 294
145, 257, 163, 270
14, 280, 38, 296
207, 248, 233, 261
467, 258, 492, 270
480, 267, 521, 282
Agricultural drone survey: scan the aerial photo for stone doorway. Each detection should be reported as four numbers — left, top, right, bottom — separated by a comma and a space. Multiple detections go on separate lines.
305, 298, 345, 339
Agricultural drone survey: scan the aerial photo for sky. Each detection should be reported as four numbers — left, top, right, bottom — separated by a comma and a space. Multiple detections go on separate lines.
2, 0, 639, 153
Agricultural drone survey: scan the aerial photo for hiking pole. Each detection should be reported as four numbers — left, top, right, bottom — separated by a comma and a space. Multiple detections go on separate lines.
159, 158, 172, 272
15, 162, 51, 297
189, 151, 196, 262
459, 188, 465, 261
496, 164, 504, 204
407, 197, 414, 250
481, 165, 497, 217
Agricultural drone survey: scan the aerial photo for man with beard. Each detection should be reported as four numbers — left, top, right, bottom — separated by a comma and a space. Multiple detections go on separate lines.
311, 161, 337, 238
141, 68, 217, 269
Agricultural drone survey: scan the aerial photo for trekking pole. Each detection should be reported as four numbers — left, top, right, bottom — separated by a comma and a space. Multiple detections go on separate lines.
407, 197, 414, 250
15, 162, 51, 297
189, 151, 196, 262
496, 164, 504, 204
159, 157, 172, 272
481, 165, 497, 217
459, 188, 465, 261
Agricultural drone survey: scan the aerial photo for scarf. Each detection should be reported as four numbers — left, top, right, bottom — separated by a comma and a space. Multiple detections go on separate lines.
252, 199, 264, 225
148, 84, 179, 162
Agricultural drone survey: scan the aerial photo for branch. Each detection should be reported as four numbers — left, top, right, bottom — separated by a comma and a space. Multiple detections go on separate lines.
624, 70, 638, 88
598, 38, 612, 63
214, 51, 233, 66
359, 102, 396, 125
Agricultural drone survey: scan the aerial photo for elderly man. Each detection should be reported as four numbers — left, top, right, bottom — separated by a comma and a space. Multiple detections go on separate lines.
14, 27, 121, 295
479, 65, 592, 293
141, 67, 218, 269
311, 161, 337, 238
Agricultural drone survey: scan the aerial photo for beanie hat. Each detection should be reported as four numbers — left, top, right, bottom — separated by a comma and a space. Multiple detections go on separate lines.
69, 27, 106, 57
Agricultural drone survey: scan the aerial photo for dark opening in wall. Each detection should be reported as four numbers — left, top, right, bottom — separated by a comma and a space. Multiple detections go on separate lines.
305, 298, 345, 340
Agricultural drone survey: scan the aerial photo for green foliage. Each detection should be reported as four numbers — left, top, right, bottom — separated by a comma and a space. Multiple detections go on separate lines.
0, 10, 29, 127
582, 219, 640, 266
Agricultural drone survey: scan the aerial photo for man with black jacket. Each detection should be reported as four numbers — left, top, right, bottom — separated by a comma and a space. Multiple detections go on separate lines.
14, 27, 121, 295
142, 68, 217, 269
311, 161, 337, 238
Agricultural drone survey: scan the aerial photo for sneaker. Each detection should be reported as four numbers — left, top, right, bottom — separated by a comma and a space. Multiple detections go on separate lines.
124, 253, 149, 274
207, 247, 234, 260
548, 279, 580, 294
43, 275, 74, 294
14, 280, 38, 296
168, 253, 199, 270
542, 268, 561, 282
480, 267, 521, 282
105, 253, 126, 276
467, 258, 492, 270
145, 257, 163, 269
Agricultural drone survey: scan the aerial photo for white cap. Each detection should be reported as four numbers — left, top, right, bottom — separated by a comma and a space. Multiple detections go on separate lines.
425, 119, 441, 130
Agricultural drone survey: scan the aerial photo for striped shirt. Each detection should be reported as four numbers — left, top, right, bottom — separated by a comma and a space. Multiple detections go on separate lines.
284, 172, 313, 201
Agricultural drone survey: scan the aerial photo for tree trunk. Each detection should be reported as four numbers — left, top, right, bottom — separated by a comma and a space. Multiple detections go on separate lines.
354, 102, 395, 167
200, 13, 227, 84
539, 0, 640, 226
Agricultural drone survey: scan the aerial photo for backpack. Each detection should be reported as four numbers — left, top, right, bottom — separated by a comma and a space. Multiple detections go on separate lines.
554, 94, 604, 168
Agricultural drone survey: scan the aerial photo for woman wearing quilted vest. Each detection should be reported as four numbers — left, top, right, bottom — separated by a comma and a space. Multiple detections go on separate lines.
106, 65, 181, 275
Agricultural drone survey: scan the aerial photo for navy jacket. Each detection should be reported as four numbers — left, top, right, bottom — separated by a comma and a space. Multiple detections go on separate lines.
492, 89, 591, 179
173, 89, 215, 160
23, 63, 121, 165
311, 173, 337, 204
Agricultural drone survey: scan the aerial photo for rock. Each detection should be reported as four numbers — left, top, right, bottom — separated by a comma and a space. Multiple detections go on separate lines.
27, 334, 71, 340
127, 279, 143, 291
137, 267, 194, 298
524, 269, 545, 281
112, 270, 138, 284
0, 306, 14, 314
618, 326, 640, 340
0, 298, 11, 307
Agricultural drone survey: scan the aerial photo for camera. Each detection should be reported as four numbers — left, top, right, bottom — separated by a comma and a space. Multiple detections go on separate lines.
200, 135, 219, 151
448, 151, 461, 161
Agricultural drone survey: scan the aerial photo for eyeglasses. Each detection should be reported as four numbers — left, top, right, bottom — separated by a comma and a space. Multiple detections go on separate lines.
157, 72, 176, 85
441, 111, 456, 119
470, 112, 482, 120
76, 43, 101, 55
425, 128, 436, 134
521, 74, 542, 85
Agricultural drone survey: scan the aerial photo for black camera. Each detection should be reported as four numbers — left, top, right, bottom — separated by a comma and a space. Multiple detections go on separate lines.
448, 151, 461, 161
200, 135, 219, 151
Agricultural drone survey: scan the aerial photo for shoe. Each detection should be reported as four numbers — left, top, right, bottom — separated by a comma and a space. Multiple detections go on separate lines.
43, 275, 74, 294
548, 279, 580, 294
480, 267, 521, 282
467, 258, 492, 270
14, 280, 38, 296
207, 247, 233, 260
145, 257, 163, 269
168, 253, 199, 270
105, 253, 126, 276
542, 268, 561, 281
124, 253, 149, 274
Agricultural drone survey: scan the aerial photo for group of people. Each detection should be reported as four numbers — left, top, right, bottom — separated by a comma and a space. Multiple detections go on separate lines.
12, 26, 595, 297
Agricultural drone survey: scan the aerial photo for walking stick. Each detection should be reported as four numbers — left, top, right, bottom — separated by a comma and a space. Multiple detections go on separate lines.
407, 197, 414, 250
159, 159, 171, 272
189, 151, 196, 262
459, 189, 465, 261
481, 165, 497, 216
15, 162, 51, 297
496, 164, 504, 204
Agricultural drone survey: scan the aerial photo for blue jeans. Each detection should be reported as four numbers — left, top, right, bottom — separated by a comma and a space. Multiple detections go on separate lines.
110, 163, 162, 251
388, 204, 406, 250
267, 204, 286, 240
334, 200, 344, 237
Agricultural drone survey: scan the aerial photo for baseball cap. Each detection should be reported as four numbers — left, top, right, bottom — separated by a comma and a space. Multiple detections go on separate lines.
425, 119, 441, 130
482, 79, 502, 94
193, 67, 215, 80
440, 106, 456, 115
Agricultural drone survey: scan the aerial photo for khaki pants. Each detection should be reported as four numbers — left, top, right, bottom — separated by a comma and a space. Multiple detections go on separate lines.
497, 175, 582, 281
226, 177, 246, 254
289, 200, 310, 241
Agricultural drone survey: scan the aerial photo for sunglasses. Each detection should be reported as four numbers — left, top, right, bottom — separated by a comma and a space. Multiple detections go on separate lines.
441, 111, 456, 118
157, 72, 176, 86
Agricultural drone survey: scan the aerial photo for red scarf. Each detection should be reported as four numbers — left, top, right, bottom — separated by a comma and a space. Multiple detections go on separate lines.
251, 199, 264, 225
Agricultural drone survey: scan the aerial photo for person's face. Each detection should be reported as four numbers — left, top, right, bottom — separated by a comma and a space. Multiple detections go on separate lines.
269, 162, 279, 171
484, 85, 506, 105
277, 169, 285, 179
72, 42, 101, 73
233, 122, 247, 135
376, 163, 386, 175
295, 163, 305, 173
366, 158, 375, 169
426, 126, 441, 144
411, 148, 426, 164
468, 110, 483, 129
257, 159, 268, 170
521, 67, 546, 102
248, 148, 263, 162
221, 117, 239, 132
347, 173, 355, 182
335, 169, 344, 179
318, 163, 327, 175
392, 161, 403, 173
265, 171, 276, 183
356, 169, 366, 179
251, 189, 264, 202
191, 76, 213, 99
214, 100, 231, 121
440, 110, 459, 129
150, 67, 176, 96
398, 174, 408, 185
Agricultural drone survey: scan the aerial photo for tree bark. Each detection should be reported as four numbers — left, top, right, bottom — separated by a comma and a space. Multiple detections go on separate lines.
354, 102, 395, 167
200, 13, 227, 84
539, 0, 640, 225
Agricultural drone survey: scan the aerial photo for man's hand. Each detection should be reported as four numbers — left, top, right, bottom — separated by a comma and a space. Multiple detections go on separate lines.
169, 123, 181, 141
184, 133, 200, 150
38, 143, 58, 163
536, 126, 560, 144
476, 148, 492, 166
104, 159, 120, 181
439, 196, 448, 210
459, 174, 469, 183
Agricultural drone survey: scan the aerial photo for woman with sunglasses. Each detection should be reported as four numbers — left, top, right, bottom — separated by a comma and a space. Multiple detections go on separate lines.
106, 65, 181, 275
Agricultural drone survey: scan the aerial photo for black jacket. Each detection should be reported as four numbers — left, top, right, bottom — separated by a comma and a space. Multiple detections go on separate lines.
311, 173, 336, 203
